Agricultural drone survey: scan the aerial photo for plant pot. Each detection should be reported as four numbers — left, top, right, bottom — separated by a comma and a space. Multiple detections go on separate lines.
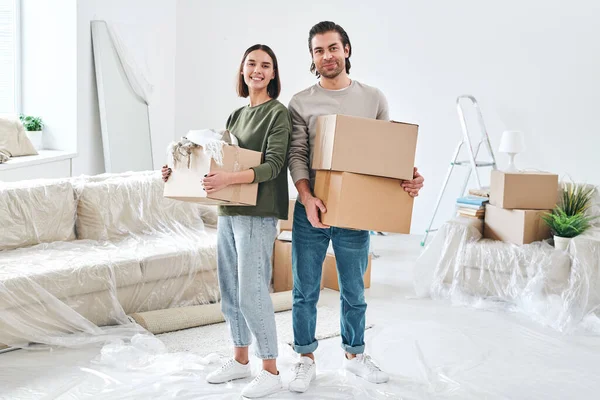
554, 235, 571, 251
26, 130, 43, 150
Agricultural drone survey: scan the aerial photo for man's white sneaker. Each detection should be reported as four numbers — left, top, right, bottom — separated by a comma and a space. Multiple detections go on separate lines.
241, 369, 283, 398
344, 353, 389, 383
206, 358, 251, 384
289, 356, 316, 393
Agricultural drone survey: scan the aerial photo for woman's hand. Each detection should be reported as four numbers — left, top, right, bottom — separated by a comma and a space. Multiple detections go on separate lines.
203, 172, 233, 194
161, 165, 172, 182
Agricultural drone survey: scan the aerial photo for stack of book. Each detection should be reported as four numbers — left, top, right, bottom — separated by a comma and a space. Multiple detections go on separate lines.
456, 194, 489, 219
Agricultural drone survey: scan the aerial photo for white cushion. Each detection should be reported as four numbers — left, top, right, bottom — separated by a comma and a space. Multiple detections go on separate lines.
0, 240, 143, 310
0, 180, 76, 250
74, 172, 215, 240
109, 228, 218, 283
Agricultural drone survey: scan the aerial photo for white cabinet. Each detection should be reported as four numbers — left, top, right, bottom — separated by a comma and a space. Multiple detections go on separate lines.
0, 151, 76, 182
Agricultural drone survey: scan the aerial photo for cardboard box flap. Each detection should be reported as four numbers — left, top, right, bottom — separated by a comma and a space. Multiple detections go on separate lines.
314, 115, 338, 171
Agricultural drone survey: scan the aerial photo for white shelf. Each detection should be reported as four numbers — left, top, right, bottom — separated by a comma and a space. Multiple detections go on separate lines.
0, 150, 77, 171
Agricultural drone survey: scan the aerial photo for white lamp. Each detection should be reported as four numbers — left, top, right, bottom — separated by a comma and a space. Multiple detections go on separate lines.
499, 130, 525, 172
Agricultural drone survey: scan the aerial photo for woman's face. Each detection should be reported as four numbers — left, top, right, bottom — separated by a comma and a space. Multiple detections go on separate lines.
241, 50, 275, 93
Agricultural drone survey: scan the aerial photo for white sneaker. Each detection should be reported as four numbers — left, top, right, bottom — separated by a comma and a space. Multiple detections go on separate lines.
289, 356, 316, 393
344, 353, 389, 383
206, 358, 251, 384
241, 369, 283, 398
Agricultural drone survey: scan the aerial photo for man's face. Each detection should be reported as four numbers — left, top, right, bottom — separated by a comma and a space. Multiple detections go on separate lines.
311, 31, 349, 79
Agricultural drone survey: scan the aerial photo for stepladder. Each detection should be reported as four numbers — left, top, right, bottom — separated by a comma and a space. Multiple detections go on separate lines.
421, 95, 498, 247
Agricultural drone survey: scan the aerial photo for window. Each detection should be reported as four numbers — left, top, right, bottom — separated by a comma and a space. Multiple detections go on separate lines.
0, 0, 20, 115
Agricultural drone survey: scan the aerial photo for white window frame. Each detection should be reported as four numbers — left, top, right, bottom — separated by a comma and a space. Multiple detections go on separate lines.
1, 0, 21, 115
14, 0, 21, 113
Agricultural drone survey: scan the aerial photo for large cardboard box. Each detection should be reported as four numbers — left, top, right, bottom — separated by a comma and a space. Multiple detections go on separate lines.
322, 253, 372, 291
164, 145, 262, 205
272, 240, 325, 292
312, 114, 418, 180
483, 204, 552, 245
490, 170, 559, 210
277, 200, 296, 231
314, 171, 413, 233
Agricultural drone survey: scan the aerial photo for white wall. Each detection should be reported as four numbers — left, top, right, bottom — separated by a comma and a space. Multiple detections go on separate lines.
21, 0, 77, 152
175, 0, 600, 234
75, 0, 176, 176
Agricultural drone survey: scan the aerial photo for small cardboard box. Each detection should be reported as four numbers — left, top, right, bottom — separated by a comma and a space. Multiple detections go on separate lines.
277, 200, 296, 231
164, 145, 262, 205
322, 253, 372, 291
483, 204, 552, 245
272, 239, 325, 292
490, 170, 559, 210
312, 114, 418, 180
314, 171, 413, 233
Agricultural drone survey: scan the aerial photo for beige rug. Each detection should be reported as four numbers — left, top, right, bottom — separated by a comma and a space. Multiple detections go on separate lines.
129, 291, 293, 334
157, 305, 374, 356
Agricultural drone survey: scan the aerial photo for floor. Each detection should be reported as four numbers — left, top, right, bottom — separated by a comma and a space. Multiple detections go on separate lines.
2, 234, 600, 399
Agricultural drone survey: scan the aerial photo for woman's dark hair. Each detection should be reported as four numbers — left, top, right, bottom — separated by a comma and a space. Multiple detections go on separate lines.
237, 44, 281, 99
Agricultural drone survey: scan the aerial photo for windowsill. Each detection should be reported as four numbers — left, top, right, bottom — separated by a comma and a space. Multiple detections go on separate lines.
0, 150, 77, 171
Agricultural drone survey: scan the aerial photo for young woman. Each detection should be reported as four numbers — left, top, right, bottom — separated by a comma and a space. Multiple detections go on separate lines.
162, 44, 290, 398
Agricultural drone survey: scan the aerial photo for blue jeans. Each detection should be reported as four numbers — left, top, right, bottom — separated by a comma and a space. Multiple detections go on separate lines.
217, 215, 279, 359
291, 201, 370, 354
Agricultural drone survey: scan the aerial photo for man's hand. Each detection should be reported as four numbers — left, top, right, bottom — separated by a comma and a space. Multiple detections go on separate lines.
401, 167, 424, 197
203, 172, 232, 194
302, 194, 329, 229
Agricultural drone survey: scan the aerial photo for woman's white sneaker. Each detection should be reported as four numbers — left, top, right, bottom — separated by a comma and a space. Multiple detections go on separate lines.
289, 356, 316, 393
343, 353, 389, 383
206, 358, 251, 384
241, 369, 283, 398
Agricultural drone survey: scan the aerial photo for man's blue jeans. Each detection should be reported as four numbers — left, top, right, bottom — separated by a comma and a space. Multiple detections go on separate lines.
291, 201, 370, 354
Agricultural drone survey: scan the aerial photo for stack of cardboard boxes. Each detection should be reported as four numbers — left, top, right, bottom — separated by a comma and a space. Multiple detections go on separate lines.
483, 170, 559, 245
272, 200, 372, 292
312, 115, 419, 233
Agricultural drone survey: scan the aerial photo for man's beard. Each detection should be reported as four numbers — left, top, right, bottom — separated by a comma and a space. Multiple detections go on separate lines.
318, 59, 344, 78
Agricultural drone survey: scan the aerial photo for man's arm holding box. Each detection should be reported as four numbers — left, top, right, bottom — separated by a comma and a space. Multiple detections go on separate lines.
288, 97, 329, 229
375, 89, 424, 197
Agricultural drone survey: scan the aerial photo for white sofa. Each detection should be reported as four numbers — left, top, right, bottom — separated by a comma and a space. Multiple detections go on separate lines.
0, 171, 220, 347
415, 184, 600, 333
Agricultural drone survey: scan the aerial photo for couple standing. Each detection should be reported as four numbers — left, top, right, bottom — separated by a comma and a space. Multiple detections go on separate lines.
163, 20, 424, 398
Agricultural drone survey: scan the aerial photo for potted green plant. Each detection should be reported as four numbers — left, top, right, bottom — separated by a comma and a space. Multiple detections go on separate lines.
542, 183, 597, 250
19, 114, 44, 150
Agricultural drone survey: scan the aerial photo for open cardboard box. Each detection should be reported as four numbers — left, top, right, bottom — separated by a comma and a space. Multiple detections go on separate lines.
164, 144, 262, 206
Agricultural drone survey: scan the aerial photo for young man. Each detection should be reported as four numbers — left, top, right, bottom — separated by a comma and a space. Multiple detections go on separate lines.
287, 21, 424, 392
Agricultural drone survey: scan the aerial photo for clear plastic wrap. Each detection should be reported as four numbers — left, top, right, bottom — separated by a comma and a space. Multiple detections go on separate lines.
0, 171, 220, 348
415, 191, 600, 334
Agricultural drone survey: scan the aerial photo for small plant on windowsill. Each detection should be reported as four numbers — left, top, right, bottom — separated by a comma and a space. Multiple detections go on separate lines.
19, 114, 44, 150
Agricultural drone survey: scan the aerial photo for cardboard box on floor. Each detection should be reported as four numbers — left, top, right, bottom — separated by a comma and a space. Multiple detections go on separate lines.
322, 253, 372, 291
490, 170, 559, 210
272, 239, 324, 292
314, 171, 414, 234
277, 200, 296, 231
483, 204, 552, 245
312, 114, 418, 181
272, 240, 371, 292
164, 145, 262, 205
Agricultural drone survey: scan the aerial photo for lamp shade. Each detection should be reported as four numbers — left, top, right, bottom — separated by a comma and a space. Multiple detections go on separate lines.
499, 130, 525, 153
